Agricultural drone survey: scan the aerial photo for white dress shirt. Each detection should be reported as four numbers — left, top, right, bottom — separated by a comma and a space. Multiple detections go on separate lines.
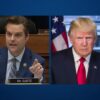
5, 48, 25, 84
72, 48, 91, 78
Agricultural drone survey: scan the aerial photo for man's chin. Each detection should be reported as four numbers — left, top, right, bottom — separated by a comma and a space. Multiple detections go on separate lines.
9, 49, 17, 56
80, 53, 90, 57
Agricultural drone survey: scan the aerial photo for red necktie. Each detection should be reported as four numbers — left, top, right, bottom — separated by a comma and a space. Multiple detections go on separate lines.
77, 57, 87, 85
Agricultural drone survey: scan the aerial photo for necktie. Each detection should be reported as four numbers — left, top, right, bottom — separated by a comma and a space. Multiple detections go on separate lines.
77, 57, 87, 85
9, 58, 17, 79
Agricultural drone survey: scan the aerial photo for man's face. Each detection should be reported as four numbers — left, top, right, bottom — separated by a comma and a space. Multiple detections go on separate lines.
6, 23, 29, 56
69, 30, 96, 57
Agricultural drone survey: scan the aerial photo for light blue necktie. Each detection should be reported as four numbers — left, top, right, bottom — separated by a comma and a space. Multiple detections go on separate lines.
9, 58, 17, 79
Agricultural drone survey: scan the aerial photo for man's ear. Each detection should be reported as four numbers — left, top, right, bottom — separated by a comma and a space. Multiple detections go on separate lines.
25, 33, 29, 42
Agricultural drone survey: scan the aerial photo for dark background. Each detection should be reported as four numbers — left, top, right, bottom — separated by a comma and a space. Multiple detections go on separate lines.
0, 16, 49, 34
26, 16, 49, 29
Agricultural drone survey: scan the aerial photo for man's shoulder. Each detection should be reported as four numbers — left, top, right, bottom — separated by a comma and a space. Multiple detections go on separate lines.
32, 53, 45, 63
25, 48, 45, 64
0, 47, 7, 51
92, 50, 100, 58
0, 47, 7, 54
0, 48, 7, 61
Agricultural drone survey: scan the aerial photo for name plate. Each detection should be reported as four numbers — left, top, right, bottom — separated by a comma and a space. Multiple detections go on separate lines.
8, 78, 39, 84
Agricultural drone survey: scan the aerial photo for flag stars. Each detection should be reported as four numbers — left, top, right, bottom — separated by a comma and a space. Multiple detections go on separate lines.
52, 16, 58, 23
62, 20, 66, 25
51, 28, 56, 34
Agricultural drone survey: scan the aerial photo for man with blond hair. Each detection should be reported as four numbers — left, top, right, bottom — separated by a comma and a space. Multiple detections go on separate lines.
51, 17, 100, 84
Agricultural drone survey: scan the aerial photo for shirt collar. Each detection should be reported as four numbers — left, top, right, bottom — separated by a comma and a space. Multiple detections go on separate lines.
8, 48, 25, 62
72, 47, 91, 62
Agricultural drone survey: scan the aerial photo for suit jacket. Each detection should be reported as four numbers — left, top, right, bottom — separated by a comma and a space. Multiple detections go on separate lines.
51, 47, 100, 84
0, 47, 45, 83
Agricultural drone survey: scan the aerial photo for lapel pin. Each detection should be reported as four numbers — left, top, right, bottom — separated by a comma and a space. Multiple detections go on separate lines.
23, 63, 28, 69
94, 66, 97, 69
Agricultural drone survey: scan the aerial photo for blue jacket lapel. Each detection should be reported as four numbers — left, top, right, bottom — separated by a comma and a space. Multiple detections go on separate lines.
87, 51, 99, 83
65, 48, 77, 83
18, 48, 33, 77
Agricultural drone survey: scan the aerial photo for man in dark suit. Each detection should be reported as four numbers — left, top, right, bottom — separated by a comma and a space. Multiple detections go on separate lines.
51, 17, 100, 84
0, 16, 45, 84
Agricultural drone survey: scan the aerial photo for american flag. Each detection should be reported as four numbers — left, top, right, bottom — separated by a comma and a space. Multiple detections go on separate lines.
51, 16, 69, 52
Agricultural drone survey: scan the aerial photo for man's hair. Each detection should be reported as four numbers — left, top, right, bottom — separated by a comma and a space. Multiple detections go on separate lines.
68, 17, 97, 38
5, 16, 29, 36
